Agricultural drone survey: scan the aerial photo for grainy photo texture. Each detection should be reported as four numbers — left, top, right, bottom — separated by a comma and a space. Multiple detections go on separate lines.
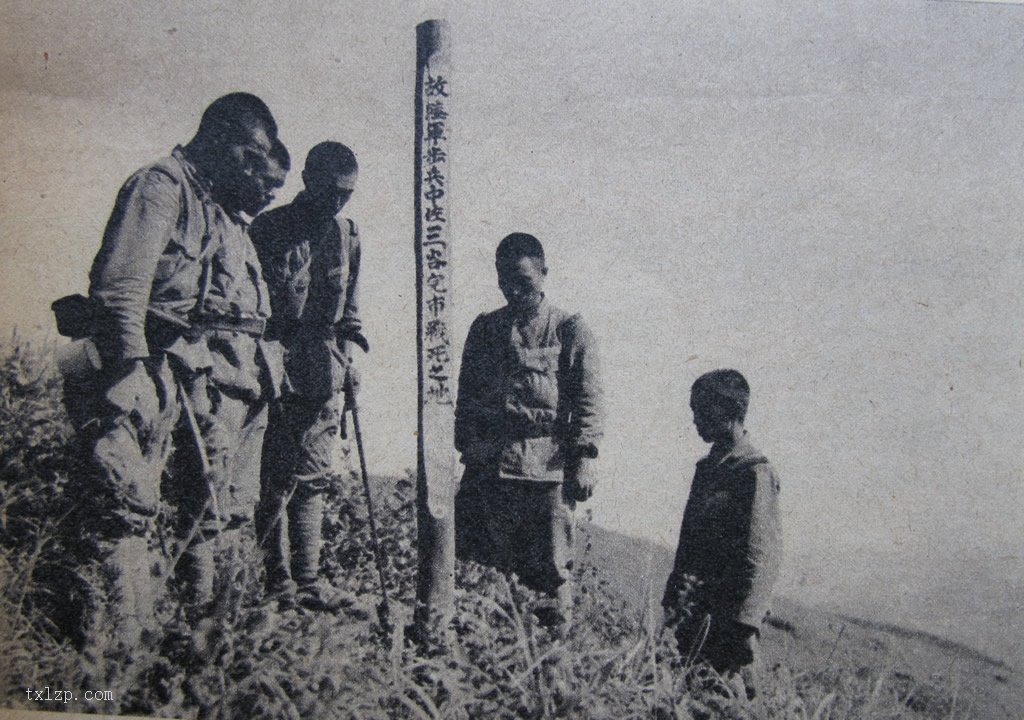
0, 2, 1021, 718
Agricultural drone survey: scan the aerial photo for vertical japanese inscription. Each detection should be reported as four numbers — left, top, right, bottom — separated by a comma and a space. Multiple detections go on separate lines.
414, 19, 456, 631
421, 72, 453, 406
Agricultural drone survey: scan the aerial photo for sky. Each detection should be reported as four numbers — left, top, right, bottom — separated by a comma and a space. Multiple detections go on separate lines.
1, 0, 1022, 665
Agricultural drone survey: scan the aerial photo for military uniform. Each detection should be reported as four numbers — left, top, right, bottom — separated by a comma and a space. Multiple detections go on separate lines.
454, 298, 602, 623
662, 433, 782, 693
68, 146, 282, 641
251, 192, 362, 595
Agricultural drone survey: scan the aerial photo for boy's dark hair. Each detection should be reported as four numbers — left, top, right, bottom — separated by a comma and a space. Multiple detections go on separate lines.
269, 138, 291, 171
304, 141, 358, 177
496, 233, 545, 266
692, 369, 750, 422
197, 92, 278, 144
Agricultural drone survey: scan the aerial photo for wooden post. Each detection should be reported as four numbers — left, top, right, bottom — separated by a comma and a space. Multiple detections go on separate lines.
413, 18, 456, 641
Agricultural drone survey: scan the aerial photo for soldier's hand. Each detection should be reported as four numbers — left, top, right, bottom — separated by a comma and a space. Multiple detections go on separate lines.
564, 456, 598, 502
104, 359, 158, 418
348, 330, 370, 354
337, 328, 370, 354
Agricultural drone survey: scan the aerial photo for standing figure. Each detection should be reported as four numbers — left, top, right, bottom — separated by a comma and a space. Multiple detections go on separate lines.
252, 142, 366, 611
454, 233, 603, 628
60, 93, 285, 646
662, 369, 782, 699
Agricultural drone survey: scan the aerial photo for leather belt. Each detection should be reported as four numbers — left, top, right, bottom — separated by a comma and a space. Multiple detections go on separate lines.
193, 315, 267, 337
507, 422, 556, 440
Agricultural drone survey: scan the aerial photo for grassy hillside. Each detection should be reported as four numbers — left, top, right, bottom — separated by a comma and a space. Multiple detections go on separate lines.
0, 336, 1021, 718
582, 523, 1023, 719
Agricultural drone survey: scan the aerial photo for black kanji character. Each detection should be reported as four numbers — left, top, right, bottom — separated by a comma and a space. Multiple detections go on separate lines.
426, 246, 447, 270
427, 383, 453, 405
424, 146, 447, 165
425, 75, 450, 97
425, 319, 448, 342
428, 363, 447, 379
424, 166, 445, 187
426, 101, 449, 120
426, 121, 446, 144
426, 294, 445, 316
427, 272, 447, 292
427, 344, 451, 363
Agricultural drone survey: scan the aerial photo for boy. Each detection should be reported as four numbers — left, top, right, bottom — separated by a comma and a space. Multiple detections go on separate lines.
662, 369, 782, 697
454, 233, 603, 628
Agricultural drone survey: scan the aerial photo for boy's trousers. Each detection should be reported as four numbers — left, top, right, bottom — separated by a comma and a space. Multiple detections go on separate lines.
675, 615, 764, 697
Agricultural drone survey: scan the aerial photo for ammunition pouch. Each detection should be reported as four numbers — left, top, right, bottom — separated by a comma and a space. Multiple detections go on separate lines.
52, 295, 104, 386
51, 294, 98, 339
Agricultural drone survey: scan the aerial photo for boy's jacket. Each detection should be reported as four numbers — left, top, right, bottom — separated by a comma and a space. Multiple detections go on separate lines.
663, 434, 782, 628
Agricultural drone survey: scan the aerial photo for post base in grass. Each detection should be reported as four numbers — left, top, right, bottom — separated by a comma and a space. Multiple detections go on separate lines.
408, 605, 454, 656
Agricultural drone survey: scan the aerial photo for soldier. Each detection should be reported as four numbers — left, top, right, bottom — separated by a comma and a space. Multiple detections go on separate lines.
231, 138, 290, 219
60, 92, 285, 646
454, 233, 603, 628
251, 141, 367, 611
662, 369, 782, 699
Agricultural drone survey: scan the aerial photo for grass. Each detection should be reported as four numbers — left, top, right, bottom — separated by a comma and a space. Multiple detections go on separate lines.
0, 336, 996, 719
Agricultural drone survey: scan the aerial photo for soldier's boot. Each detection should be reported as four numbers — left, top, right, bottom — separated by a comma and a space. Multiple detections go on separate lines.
295, 583, 361, 614
716, 670, 745, 702
288, 487, 358, 613
109, 535, 157, 647
556, 582, 573, 628
172, 537, 232, 663
177, 539, 215, 625
255, 484, 293, 600
288, 482, 324, 585
736, 640, 762, 701
86, 534, 156, 659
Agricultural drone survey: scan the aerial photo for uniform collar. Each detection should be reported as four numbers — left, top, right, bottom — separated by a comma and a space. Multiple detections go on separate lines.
172, 145, 250, 225
284, 190, 335, 235
509, 295, 548, 326
292, 191, 338, 227
701, 430, 763, 469
173, 145, 214, 199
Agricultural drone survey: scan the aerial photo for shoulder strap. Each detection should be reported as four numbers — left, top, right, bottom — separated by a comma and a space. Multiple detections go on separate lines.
554, 311, 584, 344
726, 455, 770, 473
193, 200, 218, 316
